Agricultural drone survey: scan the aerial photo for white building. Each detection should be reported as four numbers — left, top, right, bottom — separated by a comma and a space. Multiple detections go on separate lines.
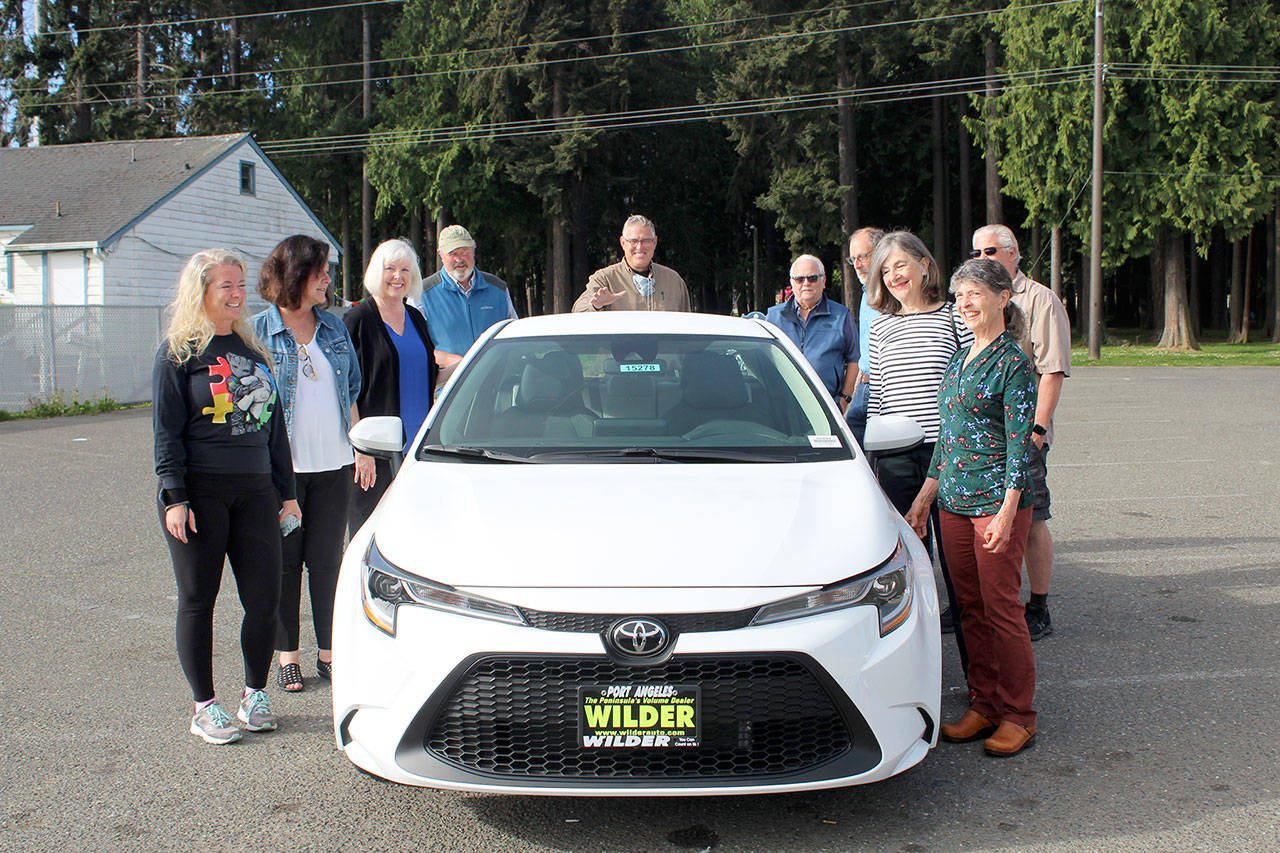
0, 133, 340, 305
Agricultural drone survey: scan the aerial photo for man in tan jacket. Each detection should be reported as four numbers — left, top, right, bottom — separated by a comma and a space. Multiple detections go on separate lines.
971, 224, 1072, 641
573, 215, 691, 312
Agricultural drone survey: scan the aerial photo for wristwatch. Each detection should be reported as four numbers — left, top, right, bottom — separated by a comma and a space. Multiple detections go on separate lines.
1032, 424, 1047, 436
838, 393, 852, 403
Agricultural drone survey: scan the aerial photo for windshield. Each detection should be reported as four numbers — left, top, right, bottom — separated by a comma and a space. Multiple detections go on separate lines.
422, 333, 851, 462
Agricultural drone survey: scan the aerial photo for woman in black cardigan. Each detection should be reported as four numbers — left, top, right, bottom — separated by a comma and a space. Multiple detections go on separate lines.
344, 238, 438, 532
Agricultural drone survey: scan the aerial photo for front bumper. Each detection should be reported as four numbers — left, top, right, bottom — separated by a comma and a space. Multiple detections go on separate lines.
332, 543, 941, 795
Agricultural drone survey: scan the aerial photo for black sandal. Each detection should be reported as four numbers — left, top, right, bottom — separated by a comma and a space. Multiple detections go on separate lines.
277, 662, 304, 692
316, 656, 332, 681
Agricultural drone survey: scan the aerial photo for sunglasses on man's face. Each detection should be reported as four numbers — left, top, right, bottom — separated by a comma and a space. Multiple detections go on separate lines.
969, 246, 1002, 259
790, 274, 823, 284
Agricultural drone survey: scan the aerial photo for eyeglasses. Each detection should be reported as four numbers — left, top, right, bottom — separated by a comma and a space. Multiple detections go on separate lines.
297, 343, 317, 381
790, 274, 823, 284
622, 237, 656, 247
846, 252, 873, 266
969, 246, 1002, 259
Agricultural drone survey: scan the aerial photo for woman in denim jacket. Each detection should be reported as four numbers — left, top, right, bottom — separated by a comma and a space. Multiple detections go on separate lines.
252, 235, 365, 692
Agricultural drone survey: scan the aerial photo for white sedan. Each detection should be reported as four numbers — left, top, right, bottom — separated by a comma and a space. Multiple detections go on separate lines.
333, 311, 940, 795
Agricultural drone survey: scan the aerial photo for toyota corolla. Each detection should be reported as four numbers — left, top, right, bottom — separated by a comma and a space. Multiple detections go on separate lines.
333, 311, 940, 795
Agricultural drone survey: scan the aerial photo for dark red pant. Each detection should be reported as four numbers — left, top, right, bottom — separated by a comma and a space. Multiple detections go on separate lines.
939, 507, 1036, 728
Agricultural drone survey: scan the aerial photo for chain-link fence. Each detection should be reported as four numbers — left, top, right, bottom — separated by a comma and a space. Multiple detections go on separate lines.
0, 305, 165, 411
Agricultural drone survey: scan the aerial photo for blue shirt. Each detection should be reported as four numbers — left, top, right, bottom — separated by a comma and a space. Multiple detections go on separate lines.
415, 269, 517, 357
386, 320, 432, 450
858, 292, 882, 374
251, 304, 362, 439
766, 295, 859, 399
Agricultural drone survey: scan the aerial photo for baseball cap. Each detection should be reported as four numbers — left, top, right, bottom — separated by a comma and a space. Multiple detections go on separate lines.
439, 225, 476, 254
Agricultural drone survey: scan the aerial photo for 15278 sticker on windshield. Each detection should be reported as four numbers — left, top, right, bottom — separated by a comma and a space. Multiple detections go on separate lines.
578, 684, 700, 748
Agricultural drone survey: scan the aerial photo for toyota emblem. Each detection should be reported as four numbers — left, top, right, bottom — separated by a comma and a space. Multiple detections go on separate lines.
608, 618, 669, 657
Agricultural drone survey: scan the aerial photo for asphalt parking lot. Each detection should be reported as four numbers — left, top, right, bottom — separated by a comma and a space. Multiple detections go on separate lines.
2, 366, 1278, 852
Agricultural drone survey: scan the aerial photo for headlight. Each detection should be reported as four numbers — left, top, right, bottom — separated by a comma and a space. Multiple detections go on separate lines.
361, 539, 527, 636
750, 538, 914, 636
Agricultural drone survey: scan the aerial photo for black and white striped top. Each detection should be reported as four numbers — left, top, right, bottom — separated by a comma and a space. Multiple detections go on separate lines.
867, 304, 974, 441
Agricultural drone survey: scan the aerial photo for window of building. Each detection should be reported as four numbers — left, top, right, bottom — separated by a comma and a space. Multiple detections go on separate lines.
239, 161, 256, 195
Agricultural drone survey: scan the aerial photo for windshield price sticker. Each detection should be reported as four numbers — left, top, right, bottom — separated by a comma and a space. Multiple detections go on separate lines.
619, 363, 662, 373
808, 435, 841, 448
578, 684, 700, 748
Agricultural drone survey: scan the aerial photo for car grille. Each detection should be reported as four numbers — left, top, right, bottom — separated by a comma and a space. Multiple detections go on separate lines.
422, 655, 859, 779
519, 608, 755, 634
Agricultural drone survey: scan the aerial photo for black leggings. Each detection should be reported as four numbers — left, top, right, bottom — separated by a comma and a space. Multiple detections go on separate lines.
160, 474, 282, 703
874, 442, 970, 675
278, 466, 352, 652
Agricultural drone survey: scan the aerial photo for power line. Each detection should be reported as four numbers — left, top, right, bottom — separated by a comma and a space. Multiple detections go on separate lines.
34, 0, 406, 38
260, 72, 1094, 157
20, 0, 1077, 109
10, 0, 899, 94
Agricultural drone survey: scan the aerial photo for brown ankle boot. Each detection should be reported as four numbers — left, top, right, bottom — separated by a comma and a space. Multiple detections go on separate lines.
983, 720, 1036, 757
940, 709, 999, 743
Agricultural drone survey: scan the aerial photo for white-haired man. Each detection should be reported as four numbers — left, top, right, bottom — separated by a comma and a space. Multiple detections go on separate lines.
766, 254, 859, 410
845, 227, 886, 446
573, 215, 690, 312
971, 224, 1072, 640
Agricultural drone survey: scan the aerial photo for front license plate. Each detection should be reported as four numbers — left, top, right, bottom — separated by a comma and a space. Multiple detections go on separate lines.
578, 684, 700, 748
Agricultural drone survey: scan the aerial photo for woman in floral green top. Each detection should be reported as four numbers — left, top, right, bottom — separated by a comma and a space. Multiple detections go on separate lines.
905, 258, 1039, 758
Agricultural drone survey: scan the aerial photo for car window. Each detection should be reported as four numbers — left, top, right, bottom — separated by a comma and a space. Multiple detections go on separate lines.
423, 334, 850, 462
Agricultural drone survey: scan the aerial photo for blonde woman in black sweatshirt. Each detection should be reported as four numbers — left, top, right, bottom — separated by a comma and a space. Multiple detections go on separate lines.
153, 249, 299, 744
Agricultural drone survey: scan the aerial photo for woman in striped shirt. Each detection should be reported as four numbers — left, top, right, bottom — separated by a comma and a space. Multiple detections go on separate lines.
866, 230, 973, 673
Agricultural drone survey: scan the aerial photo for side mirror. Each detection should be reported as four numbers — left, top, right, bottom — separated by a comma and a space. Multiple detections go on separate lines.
349, 416, 404, 456
862, 414, 925, 454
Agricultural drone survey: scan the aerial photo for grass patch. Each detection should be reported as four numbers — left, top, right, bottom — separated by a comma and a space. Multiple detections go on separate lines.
1071, 328, 1280, 366
0, 390, 127, 421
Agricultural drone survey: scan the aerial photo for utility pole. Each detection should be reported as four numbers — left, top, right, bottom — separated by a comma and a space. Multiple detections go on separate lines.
361, 5, 373, 297
1088, 0, 1105, 359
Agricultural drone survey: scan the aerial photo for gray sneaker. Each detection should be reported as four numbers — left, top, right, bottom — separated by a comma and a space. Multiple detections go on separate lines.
190, 702, 242, 745
236, 688, 278, 732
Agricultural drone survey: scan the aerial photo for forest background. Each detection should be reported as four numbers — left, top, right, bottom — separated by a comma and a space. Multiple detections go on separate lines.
5, 0, 1280, 352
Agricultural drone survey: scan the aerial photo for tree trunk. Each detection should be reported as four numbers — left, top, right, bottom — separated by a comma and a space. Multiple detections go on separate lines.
1049, 225, 1062, 298
135, 9, 148, 108
361, 6, 373, 273
339, 182, 352, 300
229, 18, 240, 89
1229, 238, 1244, 342
931, 94, 947, 276
549, 67, 571, 314
1265, 209, 1276, 340
1156, 229, 1199, 349
1210, 232, 1227, 329
543, 220, 556, 316
409, 205, 422, 262
1188, 242, 1200, 337
570, 175, 589, 298
983, 40, 1003, 225
1273, 191, 1280, 341
1241, 227, 1254, 344
957, 106, 972, 244
836, 34, 859, 311
1028, 221, 1042, 283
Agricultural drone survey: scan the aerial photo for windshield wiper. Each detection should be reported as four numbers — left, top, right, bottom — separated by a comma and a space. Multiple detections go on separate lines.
420, 444, 537, 463
529, 447, 787, 463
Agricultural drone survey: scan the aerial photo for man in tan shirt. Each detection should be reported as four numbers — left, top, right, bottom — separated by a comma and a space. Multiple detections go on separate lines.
573, 215, 691, 313
972, 224, 1072, 641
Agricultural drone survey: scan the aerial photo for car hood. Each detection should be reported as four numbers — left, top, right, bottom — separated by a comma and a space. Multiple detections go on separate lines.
372, 458, 901, 589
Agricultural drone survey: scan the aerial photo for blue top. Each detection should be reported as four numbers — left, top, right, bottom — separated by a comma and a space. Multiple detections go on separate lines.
766, 295, 859, 399
858, 292, 882, 373
415, 269, 517, 357
386, 320, 432, 450
251, 304, 362, 439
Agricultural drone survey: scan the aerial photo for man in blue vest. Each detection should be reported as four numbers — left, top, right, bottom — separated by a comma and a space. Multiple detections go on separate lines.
416, 225, 518, 373
766, 254, 859, 416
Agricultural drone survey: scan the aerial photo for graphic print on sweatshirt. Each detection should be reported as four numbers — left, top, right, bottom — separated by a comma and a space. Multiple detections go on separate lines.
201, 352, 277, 435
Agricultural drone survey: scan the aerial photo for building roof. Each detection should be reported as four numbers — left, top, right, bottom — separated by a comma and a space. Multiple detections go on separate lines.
0, 133, 338, 252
